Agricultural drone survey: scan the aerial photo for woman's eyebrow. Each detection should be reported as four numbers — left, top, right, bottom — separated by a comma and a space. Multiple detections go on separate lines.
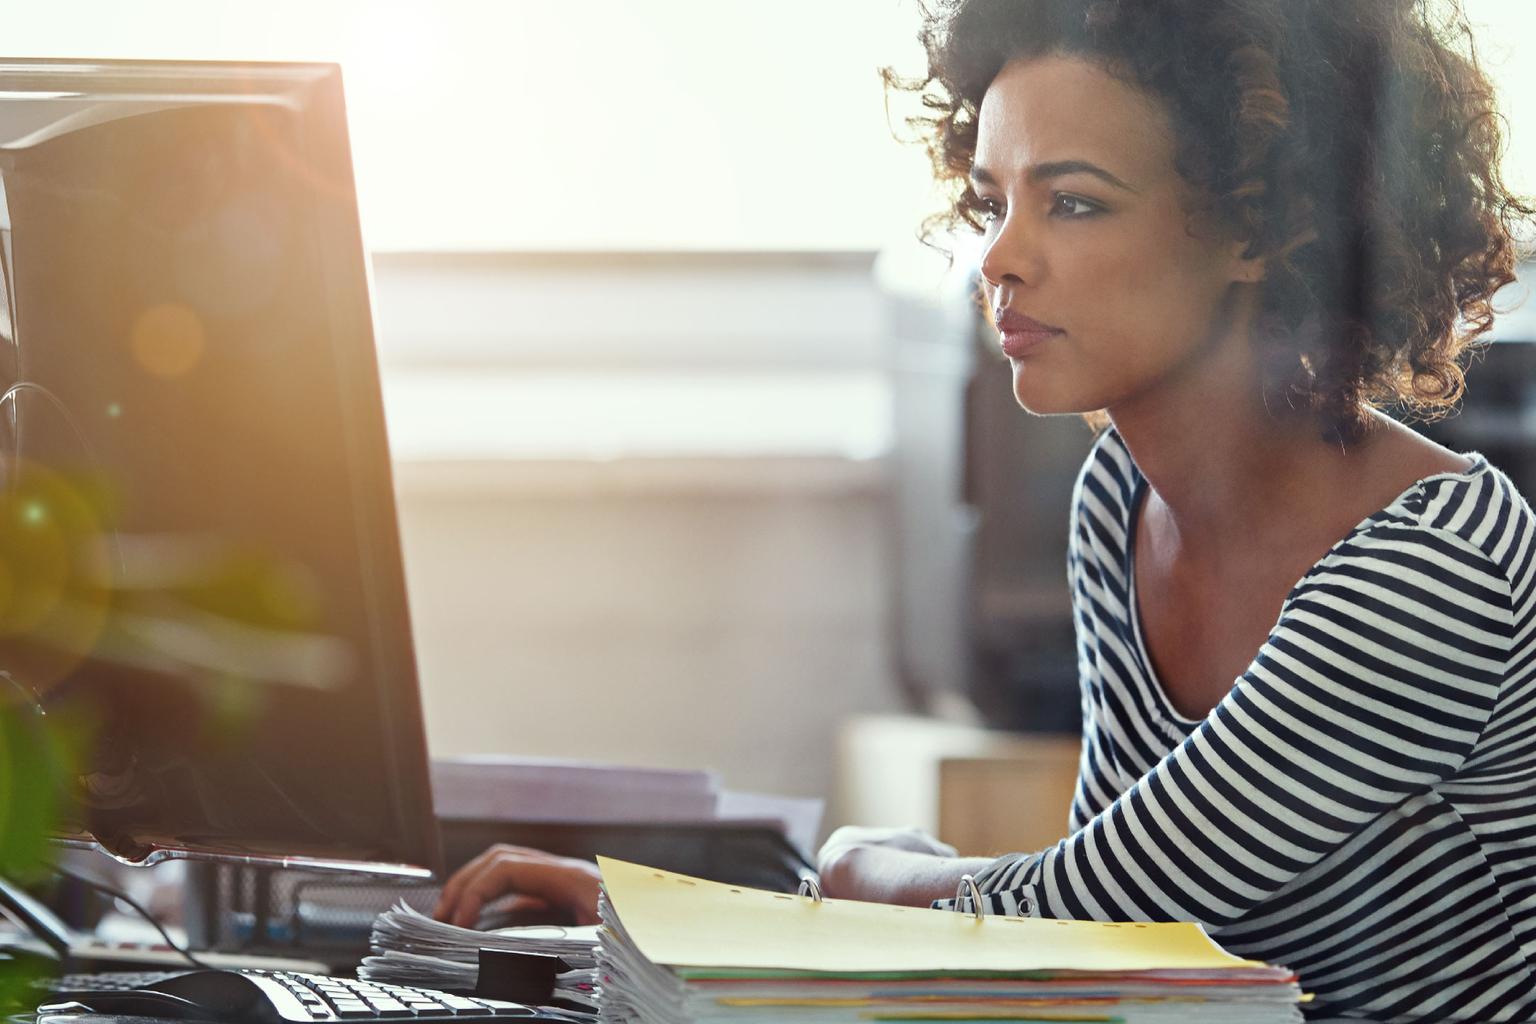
970, 160, 1140, 194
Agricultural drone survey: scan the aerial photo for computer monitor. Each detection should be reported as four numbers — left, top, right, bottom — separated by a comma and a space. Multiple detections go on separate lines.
0, 59, 440, 879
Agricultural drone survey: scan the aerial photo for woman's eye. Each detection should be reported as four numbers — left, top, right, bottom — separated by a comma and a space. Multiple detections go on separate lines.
1051, 193, 1100, 218
976, 197, 1004, 224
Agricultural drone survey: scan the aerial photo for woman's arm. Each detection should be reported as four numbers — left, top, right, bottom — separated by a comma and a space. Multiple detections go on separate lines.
948, 522, 1511, 924
818, 844, 995, 906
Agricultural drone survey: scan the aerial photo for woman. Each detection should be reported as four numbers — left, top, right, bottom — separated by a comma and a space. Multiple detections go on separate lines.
821, 0, 1534, 1019
439, 0, 1534, 1017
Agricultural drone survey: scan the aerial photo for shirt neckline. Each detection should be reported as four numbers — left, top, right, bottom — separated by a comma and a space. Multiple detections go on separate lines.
1120, 447, 1490, 730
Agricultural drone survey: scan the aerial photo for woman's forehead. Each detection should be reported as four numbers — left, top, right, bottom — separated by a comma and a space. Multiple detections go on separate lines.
974, 55, 1177, 185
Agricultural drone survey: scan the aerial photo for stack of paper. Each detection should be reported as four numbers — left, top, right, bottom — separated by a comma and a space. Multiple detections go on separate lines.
431, 757, 721, 824
360, 901, 599, 1007
430, 757, 825, 855
594, 858, 1304, 1023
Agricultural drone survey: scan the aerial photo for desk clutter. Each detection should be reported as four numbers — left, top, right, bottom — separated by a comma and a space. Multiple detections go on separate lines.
38, 859, 1303, 1022
361, 902, 599, 1011
593, 857, 1306, 1023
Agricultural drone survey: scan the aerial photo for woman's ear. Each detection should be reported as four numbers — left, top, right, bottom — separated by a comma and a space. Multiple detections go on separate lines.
1230, 241, 1266, 284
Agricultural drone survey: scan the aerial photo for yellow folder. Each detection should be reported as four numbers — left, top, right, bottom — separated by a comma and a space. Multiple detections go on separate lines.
597, 856, 1262, 975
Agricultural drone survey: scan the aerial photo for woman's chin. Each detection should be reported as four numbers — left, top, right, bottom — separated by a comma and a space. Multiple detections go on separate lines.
1011, 380, 1098, 417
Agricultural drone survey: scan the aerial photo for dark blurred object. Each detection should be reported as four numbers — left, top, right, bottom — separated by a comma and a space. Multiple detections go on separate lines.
888, 283, 1090, 734
959, 327, 1091, 734
1416, 339, 1536, 494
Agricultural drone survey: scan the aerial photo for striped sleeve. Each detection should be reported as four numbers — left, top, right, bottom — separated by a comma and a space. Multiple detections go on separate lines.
959, 522, 1513, 925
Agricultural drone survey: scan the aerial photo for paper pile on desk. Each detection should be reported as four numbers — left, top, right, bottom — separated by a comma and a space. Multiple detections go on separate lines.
430, 757, 824, 855
594, 857, 1304, 1023
360, 901, 598, 1006
431, 758, 721, 825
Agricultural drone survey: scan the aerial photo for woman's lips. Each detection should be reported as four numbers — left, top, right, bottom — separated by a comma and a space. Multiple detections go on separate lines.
996, 309, 1063, 358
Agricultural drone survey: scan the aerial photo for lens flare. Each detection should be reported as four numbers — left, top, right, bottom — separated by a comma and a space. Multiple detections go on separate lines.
0, 459, 113, 690
129, 303, 206, 378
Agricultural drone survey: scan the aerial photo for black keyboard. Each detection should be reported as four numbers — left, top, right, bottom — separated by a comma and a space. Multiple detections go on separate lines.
41, 968, 189, 991
39, 968, 593, 1023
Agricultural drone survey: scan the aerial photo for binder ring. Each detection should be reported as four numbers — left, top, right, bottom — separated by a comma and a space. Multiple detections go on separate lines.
956, 874, 985, 922
797, 876, 824, 903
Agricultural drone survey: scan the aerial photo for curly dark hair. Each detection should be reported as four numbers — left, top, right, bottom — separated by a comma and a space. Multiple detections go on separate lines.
885, 0, 1533, 440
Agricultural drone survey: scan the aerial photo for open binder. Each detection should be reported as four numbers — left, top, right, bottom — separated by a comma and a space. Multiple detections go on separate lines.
594, 856, 1305, 1022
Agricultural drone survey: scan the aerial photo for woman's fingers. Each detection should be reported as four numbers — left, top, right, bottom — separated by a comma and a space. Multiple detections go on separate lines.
816, 826, 958, 871
447, 856, 524, 928
433, 844, 550, 922
433, 844, 505, 922
433, 845, 602, 928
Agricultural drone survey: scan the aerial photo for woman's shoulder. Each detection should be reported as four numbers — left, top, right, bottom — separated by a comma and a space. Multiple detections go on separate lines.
1345, 420, 1533, 574
1293, 437, 1533, 628
1270, 449, 1525, 702
1387, 455, 1534, 589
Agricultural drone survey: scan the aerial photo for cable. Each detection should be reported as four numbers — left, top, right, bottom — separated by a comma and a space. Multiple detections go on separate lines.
51, 863, 210, 970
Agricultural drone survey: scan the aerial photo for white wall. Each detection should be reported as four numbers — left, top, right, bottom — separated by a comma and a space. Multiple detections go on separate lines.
395, 464, 898, 811
371, 252, 926, 827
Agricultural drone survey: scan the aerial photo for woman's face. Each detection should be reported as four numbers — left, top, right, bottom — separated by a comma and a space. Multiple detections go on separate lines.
973, 55, 1260, 416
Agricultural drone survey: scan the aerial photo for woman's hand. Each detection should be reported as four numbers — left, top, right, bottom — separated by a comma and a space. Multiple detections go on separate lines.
816, 825, 959, 867
816, 826, 991, 907
432, 845, 603, 928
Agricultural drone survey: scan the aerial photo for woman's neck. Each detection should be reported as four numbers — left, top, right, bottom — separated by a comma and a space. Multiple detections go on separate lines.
1106, 320, 1359, 559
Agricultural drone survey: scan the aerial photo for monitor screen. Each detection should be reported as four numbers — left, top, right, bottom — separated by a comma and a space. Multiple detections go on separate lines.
0, 59, 439, 877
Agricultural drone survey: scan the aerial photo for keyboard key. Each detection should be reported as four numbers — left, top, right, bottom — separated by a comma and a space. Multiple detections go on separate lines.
439, 995, 494, 1016
363, 998, 412, 1017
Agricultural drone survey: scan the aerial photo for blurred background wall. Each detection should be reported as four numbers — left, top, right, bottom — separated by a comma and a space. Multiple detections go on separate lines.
375, 250, 907, 822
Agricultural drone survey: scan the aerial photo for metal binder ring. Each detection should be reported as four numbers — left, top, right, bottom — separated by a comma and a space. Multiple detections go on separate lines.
956, 874, 985, 922
797, 876, 824, 903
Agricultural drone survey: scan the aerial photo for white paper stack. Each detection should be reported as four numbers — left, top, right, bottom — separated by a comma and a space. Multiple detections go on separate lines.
593, 858, 1305, 1024
360, 900, 599, 1007
430, 758, 721, 829
429, 757, 825, 855
431, 757, 721, 824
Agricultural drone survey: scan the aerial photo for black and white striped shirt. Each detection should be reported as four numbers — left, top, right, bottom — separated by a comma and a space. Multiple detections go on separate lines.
949, 426, 1536, 1022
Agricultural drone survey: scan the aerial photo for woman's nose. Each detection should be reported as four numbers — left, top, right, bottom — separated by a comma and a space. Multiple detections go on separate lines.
979, 215, 1044, 288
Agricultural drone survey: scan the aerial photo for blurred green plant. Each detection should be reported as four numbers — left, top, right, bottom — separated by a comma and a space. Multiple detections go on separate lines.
0, 671, 79, 1012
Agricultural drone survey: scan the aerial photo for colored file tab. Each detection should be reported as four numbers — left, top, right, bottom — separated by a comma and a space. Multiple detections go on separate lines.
595, 856, 1259, 975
